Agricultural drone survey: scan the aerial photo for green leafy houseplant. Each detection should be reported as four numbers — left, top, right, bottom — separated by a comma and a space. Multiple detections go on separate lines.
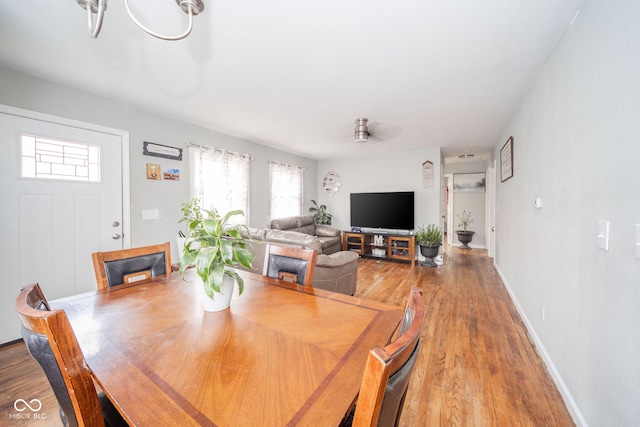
179, 202, 254, 299
415, 224, 443, 246
309, 199, 333, 225
178, 198, 205, 237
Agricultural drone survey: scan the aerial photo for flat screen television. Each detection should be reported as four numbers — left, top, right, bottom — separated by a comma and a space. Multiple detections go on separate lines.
350, 191, 414, 232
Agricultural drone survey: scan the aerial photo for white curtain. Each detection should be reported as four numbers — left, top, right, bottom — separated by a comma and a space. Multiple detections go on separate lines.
269, 161, 304, 220
190, 146, 251, 225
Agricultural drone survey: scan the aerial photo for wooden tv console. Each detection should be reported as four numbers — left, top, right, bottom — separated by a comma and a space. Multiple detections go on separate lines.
342, 231, 415, 267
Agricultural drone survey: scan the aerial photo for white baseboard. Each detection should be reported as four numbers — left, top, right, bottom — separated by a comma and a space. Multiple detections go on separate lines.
493, 262, 588, 427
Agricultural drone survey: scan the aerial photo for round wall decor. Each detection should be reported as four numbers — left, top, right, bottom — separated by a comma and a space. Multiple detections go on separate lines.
322, 171, 341, 197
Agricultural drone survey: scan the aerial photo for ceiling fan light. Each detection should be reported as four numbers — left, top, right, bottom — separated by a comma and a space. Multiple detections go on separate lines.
355, 131, 369, 143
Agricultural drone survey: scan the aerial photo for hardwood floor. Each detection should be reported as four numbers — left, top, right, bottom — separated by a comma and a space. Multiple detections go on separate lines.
357, 245, 574, 426
0, 340, 58, 426
0, 244, 574, 426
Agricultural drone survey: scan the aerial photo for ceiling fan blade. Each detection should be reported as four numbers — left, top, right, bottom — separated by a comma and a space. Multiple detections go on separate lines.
325, 122, 357, 140
366, 121, 382, 132
367, 134, 385, 143
326, 134, 353, 140
370, 123, 402, 141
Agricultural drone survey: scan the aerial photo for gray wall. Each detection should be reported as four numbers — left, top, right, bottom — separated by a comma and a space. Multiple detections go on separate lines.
317, 147, 442, 233
494, 0, 640, 424
0, 67, 317, 261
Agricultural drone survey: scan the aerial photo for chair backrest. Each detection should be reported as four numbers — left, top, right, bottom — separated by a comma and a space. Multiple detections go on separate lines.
15, 284, 106, 427
92, 242, 172, 290
262, 244, 318, 285
351, 287, 424, 427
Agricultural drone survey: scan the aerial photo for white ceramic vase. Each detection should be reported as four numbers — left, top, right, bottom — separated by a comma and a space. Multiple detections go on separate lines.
177, 236, 201, 262
176, 236, 186, 261
199, 275, 234, 312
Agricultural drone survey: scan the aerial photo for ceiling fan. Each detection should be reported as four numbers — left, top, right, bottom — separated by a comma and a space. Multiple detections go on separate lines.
353, 118, 400, 143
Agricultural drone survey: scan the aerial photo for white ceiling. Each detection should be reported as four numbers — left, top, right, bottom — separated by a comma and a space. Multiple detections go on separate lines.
0, 0, 582, 161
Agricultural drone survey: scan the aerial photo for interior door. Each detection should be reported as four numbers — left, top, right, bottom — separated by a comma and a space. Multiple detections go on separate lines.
0, 110, 125, 343
486, 161, 496, 259
445, 174, 454, 244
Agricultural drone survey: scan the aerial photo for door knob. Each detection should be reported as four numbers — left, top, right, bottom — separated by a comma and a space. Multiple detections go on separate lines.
112, 234, 121, 240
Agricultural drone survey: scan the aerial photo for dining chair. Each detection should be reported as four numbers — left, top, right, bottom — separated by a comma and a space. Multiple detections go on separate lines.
15, 283, 127, 427
262, 244, 318, 285
92, 242, 172, 290
345, 287, 425, 427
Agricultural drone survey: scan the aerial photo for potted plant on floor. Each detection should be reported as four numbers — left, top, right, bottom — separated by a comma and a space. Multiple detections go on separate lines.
309, 199, 332, 225
179, 200, 254, 312
455, 210, 475, 249
415, 224, 443, 267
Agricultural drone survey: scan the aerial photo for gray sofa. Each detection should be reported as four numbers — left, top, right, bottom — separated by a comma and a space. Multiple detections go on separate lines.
269, 215, 342, 255
239, 227, 359, 295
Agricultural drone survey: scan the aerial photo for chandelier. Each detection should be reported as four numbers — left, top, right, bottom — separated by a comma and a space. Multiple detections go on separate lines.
76, 0, 205, 40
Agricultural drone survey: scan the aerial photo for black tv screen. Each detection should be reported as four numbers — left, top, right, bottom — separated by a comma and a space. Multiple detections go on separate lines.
350, 192, 415, 231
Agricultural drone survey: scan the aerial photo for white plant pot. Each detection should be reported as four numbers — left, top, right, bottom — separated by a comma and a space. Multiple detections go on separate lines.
199, 275, 234, 312
176, 236, 200, 261
176, 236, 186, 261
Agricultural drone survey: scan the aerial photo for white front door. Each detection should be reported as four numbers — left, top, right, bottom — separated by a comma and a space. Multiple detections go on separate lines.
0, 109, 127, 343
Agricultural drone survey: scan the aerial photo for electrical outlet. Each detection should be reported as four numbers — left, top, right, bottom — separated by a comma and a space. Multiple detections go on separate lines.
540, 305, 546, 322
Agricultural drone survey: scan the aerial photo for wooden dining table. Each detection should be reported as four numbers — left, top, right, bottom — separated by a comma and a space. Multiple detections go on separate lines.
51, 268, 404, 426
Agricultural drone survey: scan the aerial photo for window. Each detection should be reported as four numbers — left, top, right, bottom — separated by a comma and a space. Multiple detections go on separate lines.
20, 135, 100, 182
190, 146, 251, 224
269, 161, 304, 220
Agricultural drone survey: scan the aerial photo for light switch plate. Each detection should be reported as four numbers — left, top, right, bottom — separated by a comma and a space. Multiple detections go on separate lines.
635, 224, 640, 259
142, 209, 158, 221
597, 220, 609, 251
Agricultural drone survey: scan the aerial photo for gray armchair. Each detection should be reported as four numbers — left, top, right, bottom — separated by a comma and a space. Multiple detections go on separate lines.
313, 251, 359, 295
239, 227, 359, 295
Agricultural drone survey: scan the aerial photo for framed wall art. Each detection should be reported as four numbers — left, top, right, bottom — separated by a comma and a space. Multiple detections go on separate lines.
422, 160, 434, 188
453, 173, 486, 192
143, 141, 183, 161
500, 136, 513, 182
146, 163, 161, 180
163, 168, 180, 181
